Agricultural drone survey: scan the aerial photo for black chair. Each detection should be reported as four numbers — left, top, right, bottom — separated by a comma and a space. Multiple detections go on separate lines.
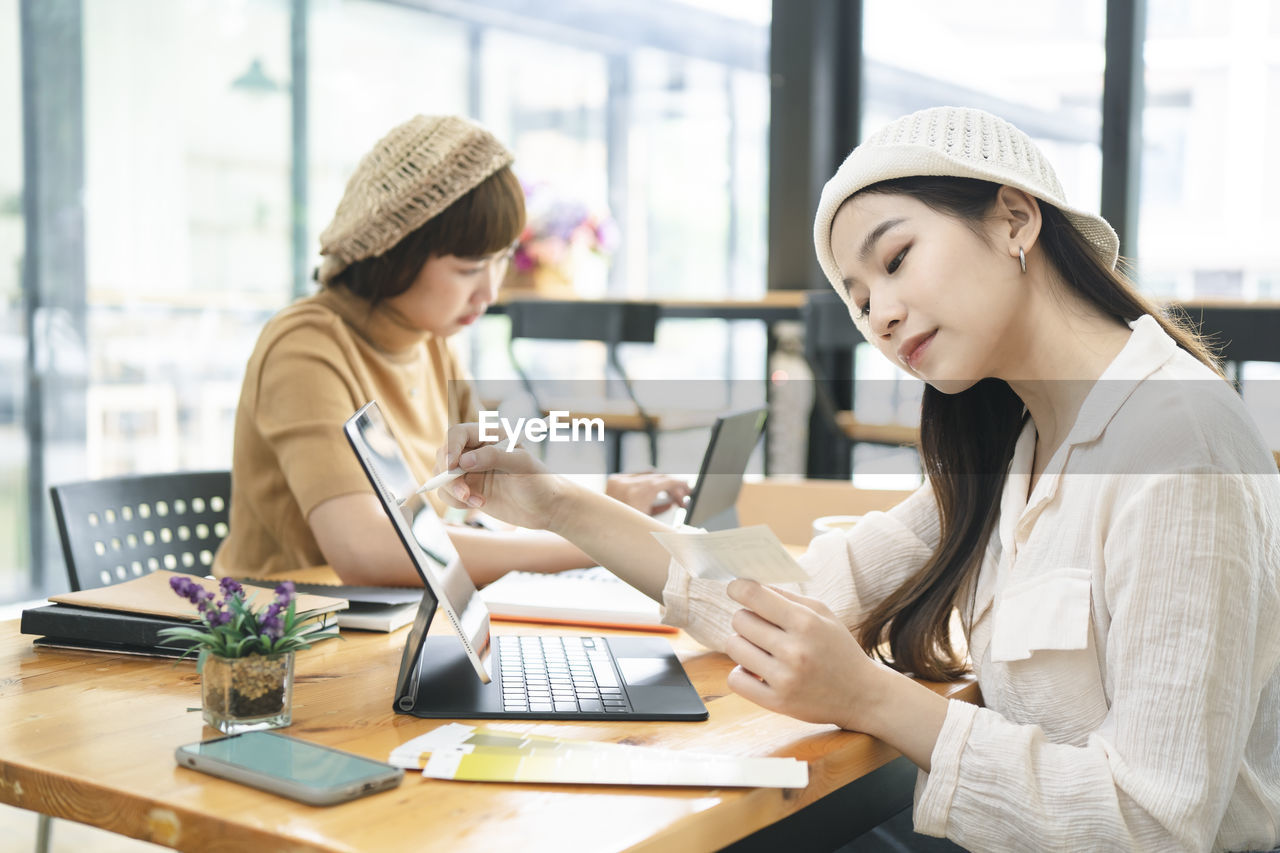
49, 471, 231, 591
505, 299, 709, 472
802, 290, 920, 479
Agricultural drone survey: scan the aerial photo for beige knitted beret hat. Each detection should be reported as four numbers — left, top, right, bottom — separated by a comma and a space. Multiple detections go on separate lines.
812, 106, 1119, 304
316, 115, 514, 285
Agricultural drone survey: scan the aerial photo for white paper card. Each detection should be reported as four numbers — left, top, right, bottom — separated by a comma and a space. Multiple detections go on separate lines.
650, 525, 810, 583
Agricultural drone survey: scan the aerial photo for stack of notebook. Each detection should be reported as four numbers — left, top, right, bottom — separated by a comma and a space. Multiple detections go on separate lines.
239, 579, 421, 632
20, 570, 347, 659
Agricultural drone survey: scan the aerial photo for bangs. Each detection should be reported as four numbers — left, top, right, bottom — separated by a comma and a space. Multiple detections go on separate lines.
428, 166, 527, 258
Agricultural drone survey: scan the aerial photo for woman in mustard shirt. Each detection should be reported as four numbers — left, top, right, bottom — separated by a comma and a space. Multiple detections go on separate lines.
216, 115, 687, 586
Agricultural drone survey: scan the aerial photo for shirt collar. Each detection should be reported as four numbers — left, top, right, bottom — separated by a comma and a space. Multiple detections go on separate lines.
1010, 314, 1179, 532
972, 316, 1181, 631
313, 285, 431, 356
1062, 314, 1178, 449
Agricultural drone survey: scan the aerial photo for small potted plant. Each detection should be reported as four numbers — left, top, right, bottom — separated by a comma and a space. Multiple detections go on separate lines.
159, 577, 338, 734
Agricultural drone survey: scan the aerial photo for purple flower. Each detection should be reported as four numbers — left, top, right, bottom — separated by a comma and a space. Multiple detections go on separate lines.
261, 613, 284, 639
168, 580, 227, 627
594, 218, 620, 253
164, 571, 328, 656
516, 181, 617, 267
170, 576, 203, 605
513, 246, 537, 272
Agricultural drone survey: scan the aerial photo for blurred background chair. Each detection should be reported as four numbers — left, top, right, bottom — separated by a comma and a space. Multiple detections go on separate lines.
505, 299, 711, 472
49, 470, 231, 591
801, 290, 920, 480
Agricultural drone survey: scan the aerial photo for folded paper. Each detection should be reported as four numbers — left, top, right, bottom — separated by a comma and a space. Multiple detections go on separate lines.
650, 525, 811, 583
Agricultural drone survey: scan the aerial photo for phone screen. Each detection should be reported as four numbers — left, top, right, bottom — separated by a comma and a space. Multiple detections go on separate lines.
183, 731, 394, 790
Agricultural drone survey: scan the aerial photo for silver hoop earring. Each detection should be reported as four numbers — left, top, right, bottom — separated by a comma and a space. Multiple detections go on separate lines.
1018, 247, 1027, 274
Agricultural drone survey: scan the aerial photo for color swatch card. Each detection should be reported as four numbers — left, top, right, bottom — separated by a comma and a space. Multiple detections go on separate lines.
389, 723, 614, 767
423, 743, 808, 788
390, 723, 808, 789
650, 525, 811, 583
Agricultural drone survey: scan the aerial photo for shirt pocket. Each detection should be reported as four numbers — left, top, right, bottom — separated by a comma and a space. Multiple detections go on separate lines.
989, 567, 1092, 663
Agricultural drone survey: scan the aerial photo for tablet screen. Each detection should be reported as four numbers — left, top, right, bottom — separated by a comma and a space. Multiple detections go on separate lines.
344, 401, 492, 683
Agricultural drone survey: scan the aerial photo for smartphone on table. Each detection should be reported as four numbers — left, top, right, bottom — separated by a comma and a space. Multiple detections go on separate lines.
175, 730, 404, 806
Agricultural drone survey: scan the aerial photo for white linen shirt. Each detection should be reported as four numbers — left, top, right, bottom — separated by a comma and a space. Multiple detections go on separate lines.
661, 316, 1280, 852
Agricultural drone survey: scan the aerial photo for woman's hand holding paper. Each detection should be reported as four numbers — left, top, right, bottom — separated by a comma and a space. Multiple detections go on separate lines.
724, 580, 888, 732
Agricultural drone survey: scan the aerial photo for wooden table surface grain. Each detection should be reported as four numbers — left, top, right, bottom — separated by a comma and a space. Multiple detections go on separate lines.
0, 613, 976, 853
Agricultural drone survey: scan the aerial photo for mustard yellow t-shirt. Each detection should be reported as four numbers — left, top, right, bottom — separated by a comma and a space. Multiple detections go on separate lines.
214, 286, 476, 578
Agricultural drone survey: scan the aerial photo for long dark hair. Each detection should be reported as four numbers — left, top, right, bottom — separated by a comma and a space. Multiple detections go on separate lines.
850, 177, 1222, 680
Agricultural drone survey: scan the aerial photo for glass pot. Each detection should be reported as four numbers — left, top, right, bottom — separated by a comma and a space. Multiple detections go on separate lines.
200, 651, 294, 734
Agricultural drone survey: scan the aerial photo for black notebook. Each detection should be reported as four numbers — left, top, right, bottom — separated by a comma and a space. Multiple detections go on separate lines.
21, 604, 199, 658
21, 597, 341, 659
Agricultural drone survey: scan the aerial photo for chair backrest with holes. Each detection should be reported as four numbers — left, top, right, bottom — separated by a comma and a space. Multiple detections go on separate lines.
49, 471, 232, 591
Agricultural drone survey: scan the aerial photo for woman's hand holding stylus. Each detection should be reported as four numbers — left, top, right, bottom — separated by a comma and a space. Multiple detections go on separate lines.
435, 422, 575, 532
435, 421, 677, 603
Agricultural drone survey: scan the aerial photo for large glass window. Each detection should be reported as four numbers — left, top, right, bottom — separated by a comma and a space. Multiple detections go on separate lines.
1140, 0, 1280, 451
1, 0, 25, 600
465, 6, 771, 472
309, 1, 470, 260
3, 0, 774, 601
862, 1, 1106, 210
1139, 0, 1280, 302
82, 0, 291, 481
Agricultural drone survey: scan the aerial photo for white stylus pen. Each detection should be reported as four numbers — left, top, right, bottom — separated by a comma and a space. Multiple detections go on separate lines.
413, 437, 510, 496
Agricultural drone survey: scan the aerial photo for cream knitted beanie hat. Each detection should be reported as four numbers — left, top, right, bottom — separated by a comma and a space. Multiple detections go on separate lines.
812, 106, 1119, 302
316, 115, 515, 285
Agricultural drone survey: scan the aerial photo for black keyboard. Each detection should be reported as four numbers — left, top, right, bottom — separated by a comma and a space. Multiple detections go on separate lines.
496, 635, 631, 714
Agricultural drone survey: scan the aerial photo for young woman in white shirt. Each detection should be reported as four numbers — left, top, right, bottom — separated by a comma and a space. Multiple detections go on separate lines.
433, 107, 1280, 852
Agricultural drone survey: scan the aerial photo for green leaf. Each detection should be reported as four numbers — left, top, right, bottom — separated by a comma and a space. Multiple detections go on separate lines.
156, 627, 212, 643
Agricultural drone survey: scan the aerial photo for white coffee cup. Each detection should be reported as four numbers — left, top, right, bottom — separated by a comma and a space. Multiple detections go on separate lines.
811, 515, 862, 540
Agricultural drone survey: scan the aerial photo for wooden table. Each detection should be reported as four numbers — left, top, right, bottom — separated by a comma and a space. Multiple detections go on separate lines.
0, 614, 975, 852
494, 290, 810, 324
